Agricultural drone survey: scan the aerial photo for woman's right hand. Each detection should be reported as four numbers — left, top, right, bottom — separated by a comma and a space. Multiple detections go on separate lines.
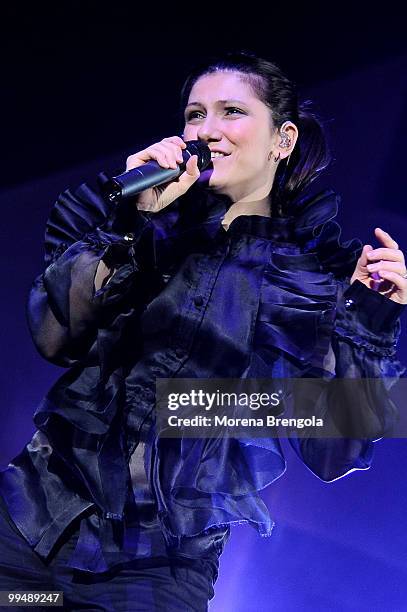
126, 136, 201, 213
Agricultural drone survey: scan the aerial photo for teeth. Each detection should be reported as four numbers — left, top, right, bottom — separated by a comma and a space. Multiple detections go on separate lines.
211, 152, 226, 158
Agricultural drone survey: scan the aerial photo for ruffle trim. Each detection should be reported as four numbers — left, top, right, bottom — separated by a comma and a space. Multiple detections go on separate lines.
281, 188, 363, 279
153, 436, 286, 546
44, 175, 115, 266
44, 178, 362, 282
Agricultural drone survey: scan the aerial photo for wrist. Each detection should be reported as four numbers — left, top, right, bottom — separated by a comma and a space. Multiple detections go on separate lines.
344, 279, 405, 333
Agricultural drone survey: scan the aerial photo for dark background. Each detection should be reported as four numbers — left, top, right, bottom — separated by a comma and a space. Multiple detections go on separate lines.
2, 3, 407, 189
1, 4, 407, 611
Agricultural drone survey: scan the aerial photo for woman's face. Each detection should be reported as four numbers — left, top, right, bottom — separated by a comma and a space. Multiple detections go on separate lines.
183, 71, 279, 202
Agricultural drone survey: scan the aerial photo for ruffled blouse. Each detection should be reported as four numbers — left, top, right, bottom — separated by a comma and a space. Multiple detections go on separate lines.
0, 177, 404, 574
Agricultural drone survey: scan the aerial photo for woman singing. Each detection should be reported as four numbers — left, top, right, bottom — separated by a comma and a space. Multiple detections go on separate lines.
0, 51, 405, 611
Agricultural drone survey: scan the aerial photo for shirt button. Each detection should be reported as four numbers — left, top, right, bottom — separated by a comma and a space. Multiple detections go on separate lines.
345, 298, 355, 310
103, 511, 124, 520
194, 296, 204, 307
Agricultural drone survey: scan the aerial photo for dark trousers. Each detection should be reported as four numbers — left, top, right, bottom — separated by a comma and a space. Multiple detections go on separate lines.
0, 496, 216, 611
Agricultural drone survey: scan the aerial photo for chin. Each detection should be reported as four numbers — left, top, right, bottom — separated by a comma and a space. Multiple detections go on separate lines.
197, 168, 213, 185
197, 168, 232, 196
208, 172, 229, 191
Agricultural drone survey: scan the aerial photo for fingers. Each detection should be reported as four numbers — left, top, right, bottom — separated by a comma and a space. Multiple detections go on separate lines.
126, 150, 149, 170
366, 247, 405, 264
365, 230, 407, 300
364, 230, 405, 285
148, 155, 200, 210
375, 270, 407, 293
160, 137, 187, 167
162, 136, 187, 148
374, 227, 399, 250
367, 260, 407, 275
139, 142, 182, 169
149, 143, 181, 169
127, 136, 187, 171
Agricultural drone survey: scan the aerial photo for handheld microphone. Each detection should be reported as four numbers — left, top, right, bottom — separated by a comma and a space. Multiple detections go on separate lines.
104, 140, 212, 203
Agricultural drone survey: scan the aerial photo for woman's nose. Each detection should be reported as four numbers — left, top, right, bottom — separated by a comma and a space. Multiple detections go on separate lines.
196, 117, 223, 142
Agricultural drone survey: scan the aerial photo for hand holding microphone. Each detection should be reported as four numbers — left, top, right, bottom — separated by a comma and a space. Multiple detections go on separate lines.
104, 137, 211, 213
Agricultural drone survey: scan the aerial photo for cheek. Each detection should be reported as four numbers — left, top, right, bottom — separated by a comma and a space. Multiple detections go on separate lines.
242, 137, 271, 171
233, 126, 268, 155
183, 126, 197, 140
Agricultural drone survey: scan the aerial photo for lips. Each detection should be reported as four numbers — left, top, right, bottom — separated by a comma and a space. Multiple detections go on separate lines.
207, 152, 231, 170
211, 153, 231, 160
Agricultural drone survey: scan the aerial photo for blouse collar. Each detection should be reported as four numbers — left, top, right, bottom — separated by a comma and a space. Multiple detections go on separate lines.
202, 186, 363, 279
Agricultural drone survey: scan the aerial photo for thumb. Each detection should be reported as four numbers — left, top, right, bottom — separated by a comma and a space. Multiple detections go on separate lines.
177, 155, 201, 192
351, 244, 373, 284
358, 244, 373, 269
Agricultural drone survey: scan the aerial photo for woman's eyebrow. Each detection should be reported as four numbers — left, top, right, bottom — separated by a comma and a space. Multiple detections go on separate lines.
185, 99, 248, 108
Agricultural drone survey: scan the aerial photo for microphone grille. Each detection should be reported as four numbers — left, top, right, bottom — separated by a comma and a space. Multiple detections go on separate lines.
185, 140, 212, 171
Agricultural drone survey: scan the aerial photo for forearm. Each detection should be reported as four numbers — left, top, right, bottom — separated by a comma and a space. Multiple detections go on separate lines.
27, 264, 100, 367
94, 261, 117, 291
288, 278, 405, 481
28, 176, 156, 366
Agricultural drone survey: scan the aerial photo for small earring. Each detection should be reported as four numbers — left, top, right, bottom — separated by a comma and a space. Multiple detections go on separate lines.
280, 121, 292, 148
268, 151, 280, 162
280, 132, 291, 148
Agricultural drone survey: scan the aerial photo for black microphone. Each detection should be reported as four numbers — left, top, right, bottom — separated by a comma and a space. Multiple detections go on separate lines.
104, 140, 212, 203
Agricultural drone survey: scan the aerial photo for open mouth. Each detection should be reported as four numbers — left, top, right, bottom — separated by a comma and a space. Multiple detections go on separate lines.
210, 153, 231, 163
205, 153, 231, 172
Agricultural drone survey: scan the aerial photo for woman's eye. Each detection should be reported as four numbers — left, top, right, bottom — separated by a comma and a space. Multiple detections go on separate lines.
225, 107, 243, 115
186, 111, 204, 120
185, 107, 244, 121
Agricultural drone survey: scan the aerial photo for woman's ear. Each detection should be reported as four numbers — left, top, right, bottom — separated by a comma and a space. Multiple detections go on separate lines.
277, 121, 298, 160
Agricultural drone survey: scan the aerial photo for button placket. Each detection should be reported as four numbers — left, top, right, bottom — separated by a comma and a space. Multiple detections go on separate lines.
172, 252, 227, 361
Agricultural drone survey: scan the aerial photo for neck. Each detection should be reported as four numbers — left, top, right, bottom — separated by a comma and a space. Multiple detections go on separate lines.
221, 196, 271, 231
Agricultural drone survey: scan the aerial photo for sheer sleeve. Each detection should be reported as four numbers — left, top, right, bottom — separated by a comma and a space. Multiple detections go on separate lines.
288, 278, 406, 482
26, 174, 159, 367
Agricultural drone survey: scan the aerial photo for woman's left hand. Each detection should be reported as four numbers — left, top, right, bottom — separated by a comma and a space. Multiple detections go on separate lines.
350, 227, 407, 304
